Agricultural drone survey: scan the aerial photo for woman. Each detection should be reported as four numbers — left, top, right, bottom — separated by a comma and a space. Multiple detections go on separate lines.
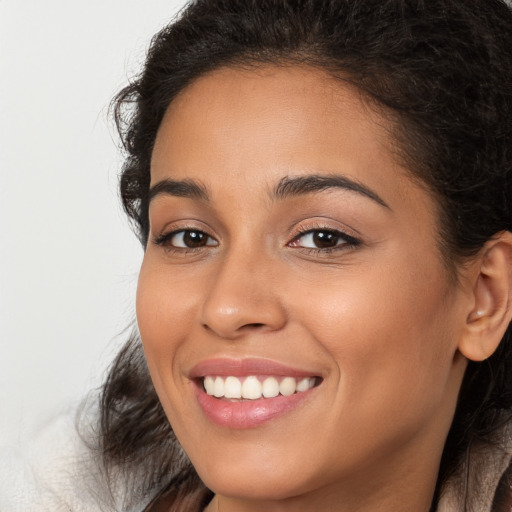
97, 0, 512, 511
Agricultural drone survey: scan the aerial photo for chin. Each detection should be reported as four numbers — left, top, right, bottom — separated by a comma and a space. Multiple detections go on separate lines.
197, 465, 311, 502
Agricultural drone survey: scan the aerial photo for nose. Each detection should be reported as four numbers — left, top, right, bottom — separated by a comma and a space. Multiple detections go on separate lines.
200, 249, 287, 339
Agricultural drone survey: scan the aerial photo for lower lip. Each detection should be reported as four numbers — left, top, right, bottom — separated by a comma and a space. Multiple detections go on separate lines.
194, 384, 314, 429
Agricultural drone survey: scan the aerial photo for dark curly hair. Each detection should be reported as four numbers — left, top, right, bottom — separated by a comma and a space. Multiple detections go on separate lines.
97, 1, 512, 510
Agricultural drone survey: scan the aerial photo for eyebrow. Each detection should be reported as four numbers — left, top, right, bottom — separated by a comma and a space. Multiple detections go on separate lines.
148, 173, 390, 209
149, 178, 209, 202
273, 174, 390, 209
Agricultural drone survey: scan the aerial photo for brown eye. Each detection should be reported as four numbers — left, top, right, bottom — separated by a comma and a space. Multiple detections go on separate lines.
182, 231, 208, 248
311, 231, 340, 248
289, 229, 360, 251
163, 230, 218, 249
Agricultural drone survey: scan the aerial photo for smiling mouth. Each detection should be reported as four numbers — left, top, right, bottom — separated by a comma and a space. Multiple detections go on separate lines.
202, 375, 320, 400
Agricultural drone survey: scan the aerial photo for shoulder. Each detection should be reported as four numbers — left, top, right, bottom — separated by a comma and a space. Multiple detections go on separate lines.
437, 415, 512, 512
493, 458, 512, 512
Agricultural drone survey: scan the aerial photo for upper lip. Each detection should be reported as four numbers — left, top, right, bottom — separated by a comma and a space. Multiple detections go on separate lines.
189, 357, 321, 379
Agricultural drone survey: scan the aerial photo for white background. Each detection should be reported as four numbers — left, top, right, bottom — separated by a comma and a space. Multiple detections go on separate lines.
0, 0, 187, 444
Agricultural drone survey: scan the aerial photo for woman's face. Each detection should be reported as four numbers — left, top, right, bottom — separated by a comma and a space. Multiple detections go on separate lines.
138, 66, 470, 507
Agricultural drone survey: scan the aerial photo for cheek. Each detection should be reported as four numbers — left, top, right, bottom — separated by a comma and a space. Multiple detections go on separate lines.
135, 259, 196, 396
136, 258, 215, 439
297, 255, 457, 416
137, 258, 195, 345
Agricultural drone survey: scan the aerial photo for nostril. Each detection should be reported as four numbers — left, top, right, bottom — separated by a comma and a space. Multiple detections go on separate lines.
201, 321, 271, 339
244, 323, 265, 330
202, 322, 264, 331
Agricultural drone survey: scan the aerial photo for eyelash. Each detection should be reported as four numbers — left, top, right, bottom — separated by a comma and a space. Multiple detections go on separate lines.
288, 226, 361, 254
153, 229, 218, 252
153, 225, 361, 255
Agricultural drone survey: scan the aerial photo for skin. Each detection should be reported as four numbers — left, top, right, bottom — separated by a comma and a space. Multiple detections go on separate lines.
137, 66, 499, 511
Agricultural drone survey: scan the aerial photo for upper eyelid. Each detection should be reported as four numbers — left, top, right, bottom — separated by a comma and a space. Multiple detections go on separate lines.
292, 226, 351, 236
286, 213, 361, 233
152, 219, 217, 237
289, 227, 360, 244
288, 220, 360, 241
153, 227, 217, 244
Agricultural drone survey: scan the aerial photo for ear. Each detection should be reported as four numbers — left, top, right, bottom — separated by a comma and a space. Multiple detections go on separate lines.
458, 231, 512, 362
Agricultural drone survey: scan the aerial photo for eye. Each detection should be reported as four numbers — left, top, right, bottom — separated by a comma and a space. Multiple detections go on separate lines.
289, 229, 359, 250
155, 229, 218, 249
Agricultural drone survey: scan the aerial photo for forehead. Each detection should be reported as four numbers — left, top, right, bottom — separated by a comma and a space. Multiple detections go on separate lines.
150, 65, 424, 213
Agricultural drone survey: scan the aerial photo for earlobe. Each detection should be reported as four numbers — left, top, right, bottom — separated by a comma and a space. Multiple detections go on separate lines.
458, 232, 512, 362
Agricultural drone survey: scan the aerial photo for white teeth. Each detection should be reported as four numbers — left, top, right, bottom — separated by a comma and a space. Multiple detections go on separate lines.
296, 377, 315, 392
262, 376, 280, 398
224, 376, 242, 398
213, 376, 224, 397
279, 377, 296, 396
204, 376, 215, 395
242, 376, 262, 399
203, 375, 316, 399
